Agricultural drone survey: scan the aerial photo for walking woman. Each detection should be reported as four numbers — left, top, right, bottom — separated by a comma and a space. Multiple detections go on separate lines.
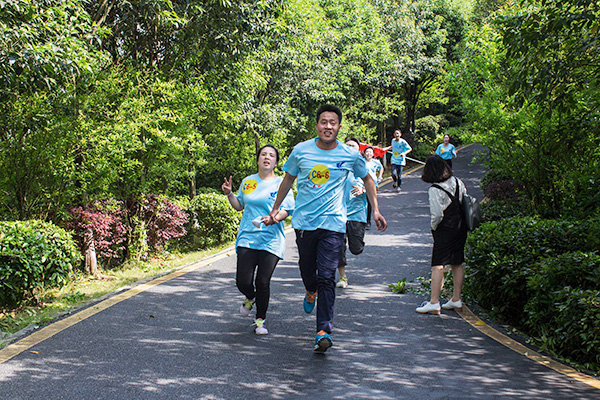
221, 145, 295, 334
416, 155, 467, 315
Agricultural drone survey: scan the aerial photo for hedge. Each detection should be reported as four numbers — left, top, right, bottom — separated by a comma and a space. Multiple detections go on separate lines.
0, 220, 81, 308
182, 193, 242, 250
464, 216, 600, 371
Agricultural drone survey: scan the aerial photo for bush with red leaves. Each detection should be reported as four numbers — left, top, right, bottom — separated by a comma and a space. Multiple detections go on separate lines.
142, 195, 188, 253
67, 201, 127, 267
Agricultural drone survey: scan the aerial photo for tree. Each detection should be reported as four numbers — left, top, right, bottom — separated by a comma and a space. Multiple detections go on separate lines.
0, 0, 107, 220
448, 0, 600, 215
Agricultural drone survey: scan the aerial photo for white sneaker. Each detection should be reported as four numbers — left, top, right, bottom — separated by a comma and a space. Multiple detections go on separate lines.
442, 299, 463, 311
336, 276, 348, 288
253, 318, 268, 335
416, 301, 441, 315
240, 298, 254, 317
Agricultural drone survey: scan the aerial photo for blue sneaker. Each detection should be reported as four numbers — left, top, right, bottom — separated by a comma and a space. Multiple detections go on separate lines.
303, 290, 317, 313
314, 330, 333, 353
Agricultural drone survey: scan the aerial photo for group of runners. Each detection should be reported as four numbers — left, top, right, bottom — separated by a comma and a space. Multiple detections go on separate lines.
222, 104, 465, 353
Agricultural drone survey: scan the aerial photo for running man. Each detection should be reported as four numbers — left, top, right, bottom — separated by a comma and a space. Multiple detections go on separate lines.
265, 104, 387, 353
383, 129, 412, 191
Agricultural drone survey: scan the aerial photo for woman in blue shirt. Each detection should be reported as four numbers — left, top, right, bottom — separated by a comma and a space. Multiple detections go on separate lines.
221, 145, 295, 335
435, 134, 457, 169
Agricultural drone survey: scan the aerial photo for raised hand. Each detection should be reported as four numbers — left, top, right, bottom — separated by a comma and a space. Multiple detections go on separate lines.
222, 175, 233, 195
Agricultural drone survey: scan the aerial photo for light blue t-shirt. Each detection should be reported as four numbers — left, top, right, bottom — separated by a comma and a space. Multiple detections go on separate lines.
390, 138, 412, 166
345, 172, 367, 223
283, 138, 368, 233
235, 174, 295, 259
436, 143, 456, 160
366, 158, 383, 187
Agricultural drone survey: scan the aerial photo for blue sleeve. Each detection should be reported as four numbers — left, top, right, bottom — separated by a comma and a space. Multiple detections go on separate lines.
281, 190, 295, 215
283, 148, 299, 176
353, 155, 368, 179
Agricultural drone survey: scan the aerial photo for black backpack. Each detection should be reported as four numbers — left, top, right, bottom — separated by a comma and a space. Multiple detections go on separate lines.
432, 177, 481, 232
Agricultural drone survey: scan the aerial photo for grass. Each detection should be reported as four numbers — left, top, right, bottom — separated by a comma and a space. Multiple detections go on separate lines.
0, 242, 233, 345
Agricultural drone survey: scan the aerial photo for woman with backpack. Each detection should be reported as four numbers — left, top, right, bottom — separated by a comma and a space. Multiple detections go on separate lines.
416, 155, 468, 315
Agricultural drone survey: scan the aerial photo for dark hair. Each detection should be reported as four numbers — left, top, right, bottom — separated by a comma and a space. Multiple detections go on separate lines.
316, 104, 343, 124
365, 146, 374, 153
345, 136, 361, 148
421, 155, 453, 183
257, 144, 279, 164
394, 129, 402, 136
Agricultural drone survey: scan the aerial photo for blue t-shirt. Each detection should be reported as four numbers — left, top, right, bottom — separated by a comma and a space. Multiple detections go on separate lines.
390, 138, 412, 166
283, 138, 368, 233
235, 174, 295, 259
436, 143, 456, 160
365, 158, 383, 187
345, 172, 367, 223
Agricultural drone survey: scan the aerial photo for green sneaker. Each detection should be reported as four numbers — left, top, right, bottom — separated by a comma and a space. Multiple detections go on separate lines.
336, 276, 348, 288
240, 298, 254, 317
253, 318, 268, 335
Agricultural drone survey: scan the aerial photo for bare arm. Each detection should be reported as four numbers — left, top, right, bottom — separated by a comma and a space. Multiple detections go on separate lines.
221, 176, 243, 211
264, 172, 296, 225
363, 174, 387, 231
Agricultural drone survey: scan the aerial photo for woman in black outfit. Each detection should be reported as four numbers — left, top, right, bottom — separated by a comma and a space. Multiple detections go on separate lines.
416, 155, 468, 315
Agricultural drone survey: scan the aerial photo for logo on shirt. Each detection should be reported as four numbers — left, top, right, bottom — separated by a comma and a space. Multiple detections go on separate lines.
336, 161, 345, 168
310, 165, 330, 185
242, 179, 258, 194
394, 151, 400, 157
269, 191, 277, 200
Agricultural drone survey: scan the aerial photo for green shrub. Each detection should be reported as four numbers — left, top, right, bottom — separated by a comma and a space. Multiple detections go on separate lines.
548, 288, 600, 370
0, 220, 81, 308
182, 193, 242, 250
481, 200, 534, 223
525, 251, 600, 333
464, 216, 600, 325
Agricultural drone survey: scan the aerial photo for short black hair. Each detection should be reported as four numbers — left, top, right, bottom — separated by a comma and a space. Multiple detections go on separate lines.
345, 136, 361, 148
421, 155, 453, 183
257, 144, 279, 164
316, 104, 343, 124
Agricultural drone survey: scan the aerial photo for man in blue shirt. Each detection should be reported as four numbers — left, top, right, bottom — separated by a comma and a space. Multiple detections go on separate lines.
383, 129, 412, 191
266, 104, 387, 353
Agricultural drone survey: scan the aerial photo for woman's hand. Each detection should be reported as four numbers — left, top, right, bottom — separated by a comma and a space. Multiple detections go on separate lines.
351, 184, 364, 196
222, 176, 233, 195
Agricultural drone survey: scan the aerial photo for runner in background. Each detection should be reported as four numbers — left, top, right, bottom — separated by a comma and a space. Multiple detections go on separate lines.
435, 134, 457, 169
336, 136, 368, 289
364, 146, 383, 230
383, 129, 412, 192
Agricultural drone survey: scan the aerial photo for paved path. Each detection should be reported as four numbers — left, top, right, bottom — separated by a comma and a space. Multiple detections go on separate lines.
1, 145, 599, 399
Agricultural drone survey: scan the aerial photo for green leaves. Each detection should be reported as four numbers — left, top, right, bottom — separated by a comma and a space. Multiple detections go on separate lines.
0, 220, 81, 308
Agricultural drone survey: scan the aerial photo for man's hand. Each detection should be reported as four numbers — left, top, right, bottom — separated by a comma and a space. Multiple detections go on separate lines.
373, 211, 387, 232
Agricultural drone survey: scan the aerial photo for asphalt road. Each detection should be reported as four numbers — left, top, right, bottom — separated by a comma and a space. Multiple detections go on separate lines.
1, 144, 599, 399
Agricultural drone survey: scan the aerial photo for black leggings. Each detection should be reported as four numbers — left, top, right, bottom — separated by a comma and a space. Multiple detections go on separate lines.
236, 247, 280, 320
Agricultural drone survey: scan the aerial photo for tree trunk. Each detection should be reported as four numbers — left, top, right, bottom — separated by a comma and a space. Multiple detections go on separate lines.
83, 226, 99, 277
